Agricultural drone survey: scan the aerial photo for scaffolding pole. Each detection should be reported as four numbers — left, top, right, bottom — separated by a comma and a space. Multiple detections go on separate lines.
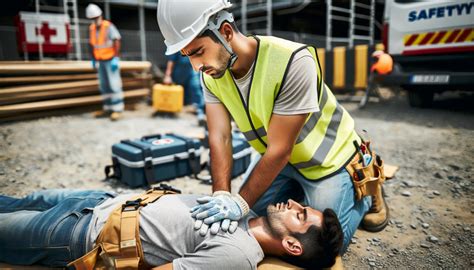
241, 0, 247, 34
63, 0, 82, 60
105, 0, 111, 20
267, 0, 272, 36
139, 0, 147, 61
349, 0, 355, 48
35, 0, 44, 61
369, 0, 375, 45
326, 0, 332, 50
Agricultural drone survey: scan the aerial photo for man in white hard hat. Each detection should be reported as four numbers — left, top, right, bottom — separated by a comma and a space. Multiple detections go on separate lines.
86, 3, 124, 121
156, 0, 389, 255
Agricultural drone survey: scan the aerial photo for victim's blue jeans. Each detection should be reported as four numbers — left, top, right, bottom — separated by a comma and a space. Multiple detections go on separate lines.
240, 155, 372, 252
0, 190, 114, 267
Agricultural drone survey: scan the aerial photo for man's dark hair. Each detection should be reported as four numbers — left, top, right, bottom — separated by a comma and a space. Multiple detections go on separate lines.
282, 208, 343, 269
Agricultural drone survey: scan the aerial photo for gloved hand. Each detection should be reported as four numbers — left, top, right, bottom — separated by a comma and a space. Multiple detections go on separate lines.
111, 56, 119, 72
191, 191, 249, 224
91, 59, 97, 69
193, 218, 239, 236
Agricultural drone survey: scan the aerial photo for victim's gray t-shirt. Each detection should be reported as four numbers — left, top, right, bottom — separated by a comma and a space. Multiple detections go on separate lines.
87, 194, 264, 270
202, 48, 320, 115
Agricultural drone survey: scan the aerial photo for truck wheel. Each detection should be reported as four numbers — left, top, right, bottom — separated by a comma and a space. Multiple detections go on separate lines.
408, 90, 434, 108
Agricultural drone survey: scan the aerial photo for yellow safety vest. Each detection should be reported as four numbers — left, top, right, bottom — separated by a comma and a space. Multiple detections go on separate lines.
203, 36, 360, 180
89, 20, 115, 61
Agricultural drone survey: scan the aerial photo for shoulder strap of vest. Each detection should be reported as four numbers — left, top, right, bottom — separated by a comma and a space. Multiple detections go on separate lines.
68, 184, 181, 270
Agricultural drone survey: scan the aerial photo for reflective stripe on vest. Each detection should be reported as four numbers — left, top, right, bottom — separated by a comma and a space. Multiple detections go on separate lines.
203, 35, 360, 180
89, 20, 115, 61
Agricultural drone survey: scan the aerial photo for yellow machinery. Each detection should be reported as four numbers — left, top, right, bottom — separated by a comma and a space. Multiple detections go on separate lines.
152, 84, 184, 113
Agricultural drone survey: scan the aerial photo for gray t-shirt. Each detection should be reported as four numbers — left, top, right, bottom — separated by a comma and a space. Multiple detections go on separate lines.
202, 48, 319, 115
87, 194, 264, 270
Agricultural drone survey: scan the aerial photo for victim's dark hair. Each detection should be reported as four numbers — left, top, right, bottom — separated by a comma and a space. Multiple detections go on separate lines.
282, 208, 343, 269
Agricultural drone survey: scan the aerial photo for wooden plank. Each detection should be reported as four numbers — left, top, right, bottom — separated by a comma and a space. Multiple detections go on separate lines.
0, 88, 149, 116
0, 78, 145, 96
0, 80, 147, 105
0, 79, 100, 95
0, 61, 151, 74
0, 99, 142, 123
0, 73, 97, 84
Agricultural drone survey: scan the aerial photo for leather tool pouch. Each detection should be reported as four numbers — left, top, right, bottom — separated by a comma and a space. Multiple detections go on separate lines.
346, 143, 385, 201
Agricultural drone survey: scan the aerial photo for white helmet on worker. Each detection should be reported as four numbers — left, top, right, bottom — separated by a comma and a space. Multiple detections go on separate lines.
157, 0, 237, 66
86, 3, 103, 19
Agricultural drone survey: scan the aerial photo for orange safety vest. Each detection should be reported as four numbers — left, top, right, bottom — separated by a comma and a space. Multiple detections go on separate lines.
89, 20, 116, 61
371, 53, 393, 75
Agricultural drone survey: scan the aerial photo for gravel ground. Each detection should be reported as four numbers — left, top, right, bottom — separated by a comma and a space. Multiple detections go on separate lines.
0, 90, 473, 269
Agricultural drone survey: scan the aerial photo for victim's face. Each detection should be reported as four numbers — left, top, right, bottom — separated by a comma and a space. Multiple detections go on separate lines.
181, 36, 230, 79
267, 199, 323, 237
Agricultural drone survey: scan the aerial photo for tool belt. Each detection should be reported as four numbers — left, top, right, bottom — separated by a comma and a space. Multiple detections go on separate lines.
68, 184, 181, 270
345, 140, 385, 201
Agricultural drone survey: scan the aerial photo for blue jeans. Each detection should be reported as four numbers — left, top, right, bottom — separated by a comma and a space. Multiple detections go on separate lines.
0, 190, 114, 267
98, 59, 124, 112
240, 155, 371, 252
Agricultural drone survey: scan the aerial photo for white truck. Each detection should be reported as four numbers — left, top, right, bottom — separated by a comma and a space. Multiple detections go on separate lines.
378, 0, 474, 107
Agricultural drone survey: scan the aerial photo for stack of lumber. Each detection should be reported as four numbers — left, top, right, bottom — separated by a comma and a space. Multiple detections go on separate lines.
0, 61, 152, 122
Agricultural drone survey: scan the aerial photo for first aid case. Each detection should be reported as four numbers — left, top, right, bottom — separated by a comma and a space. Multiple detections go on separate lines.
106, 133, 202, 187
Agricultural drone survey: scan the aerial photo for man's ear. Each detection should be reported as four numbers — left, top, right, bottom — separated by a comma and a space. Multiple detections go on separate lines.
220, 23, 233, 42
282, 236, 303, 256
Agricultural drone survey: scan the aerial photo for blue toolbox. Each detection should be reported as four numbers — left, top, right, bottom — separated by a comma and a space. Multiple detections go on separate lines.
105, 133, 202, 187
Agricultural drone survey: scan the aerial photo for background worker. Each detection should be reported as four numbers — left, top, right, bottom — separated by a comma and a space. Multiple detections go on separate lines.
359, 50, 394, 108
370, 50, 393, 75
163, 52, 206, 126
86, 3, 124, 121
0, 188, 343, 269
157, 0, 389, 252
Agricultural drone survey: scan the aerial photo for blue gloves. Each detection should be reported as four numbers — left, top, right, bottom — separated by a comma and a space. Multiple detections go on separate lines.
91, 59, 97, 69
191, 191, 249, 236
111, 56, 120, 72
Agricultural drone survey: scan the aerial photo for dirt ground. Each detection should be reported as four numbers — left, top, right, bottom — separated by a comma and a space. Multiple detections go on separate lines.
0, 89, 473, 269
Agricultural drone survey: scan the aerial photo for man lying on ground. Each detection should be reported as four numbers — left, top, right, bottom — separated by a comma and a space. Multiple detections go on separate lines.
0, 185, 343, 269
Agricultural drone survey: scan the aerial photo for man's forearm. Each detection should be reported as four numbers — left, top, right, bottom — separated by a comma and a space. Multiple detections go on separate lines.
209, 133, 233, 192
239, 148, 291, 207
165, 61, 175, 77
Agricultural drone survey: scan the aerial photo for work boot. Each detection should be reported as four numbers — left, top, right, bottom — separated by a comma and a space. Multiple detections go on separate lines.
362, 185, 389, 232
93, 110, 109, 118
109, 112, 122, 121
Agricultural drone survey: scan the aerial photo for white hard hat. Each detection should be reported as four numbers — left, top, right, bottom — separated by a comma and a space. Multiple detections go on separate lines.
157, 0, 233, 55
86, 4, 102, 19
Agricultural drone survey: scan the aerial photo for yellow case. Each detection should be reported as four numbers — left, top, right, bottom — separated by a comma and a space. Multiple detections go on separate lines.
152, 83, 184, 113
